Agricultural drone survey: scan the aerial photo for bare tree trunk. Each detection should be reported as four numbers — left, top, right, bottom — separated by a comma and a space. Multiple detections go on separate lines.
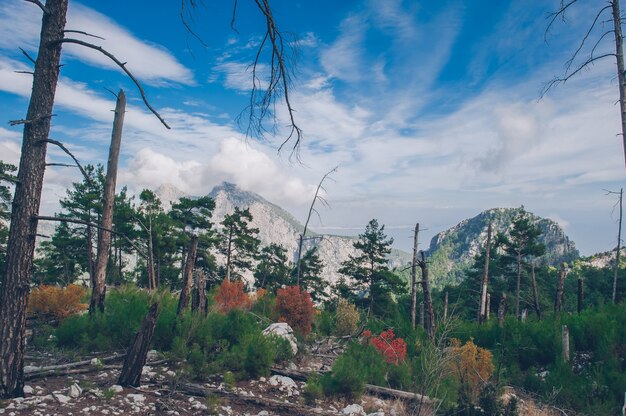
486, 293, 491, 320
411, 223, 419, 329
613, 188, 623, 303
192, 269, 207, 315
118, 303, 159, 387
530, 261, 541, 320
555, 263, 566, 313
418, 251, 435, 342
443, 290, 448, 322
479, 223, 492, 323
561, 324, 570, 363
177, 235, 198, 315
147, 217, 156, 291
91, 90, 125, 315
0, 0, 69, 399
86, 224, 94, 287
612, 1, 626, 168
498, 293, 507, 328
296, 166, 337, 286
515, 252, 522, 320
577, 278, 584, 314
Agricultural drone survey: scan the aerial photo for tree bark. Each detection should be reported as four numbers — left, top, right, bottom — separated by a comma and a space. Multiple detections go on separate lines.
225, 229, 233, 282
515, 252, 522, 320
410, 223, 419, 329
498, 293, 507, 328
530, 261, 541, 320
486, 293, 491, 320
479, 222, 492, 324
118, 303, 159, 387
612, 1, 626, 168
147, 217, 156, 291
613, 188, 622, 303
0, 0, 69, 399
418, 251, 435, 342
91, 90, 125, 315
177, 235, 198, 315
192, 268, 207, 315
443, 290, 448, 322
561, 324, 570, 363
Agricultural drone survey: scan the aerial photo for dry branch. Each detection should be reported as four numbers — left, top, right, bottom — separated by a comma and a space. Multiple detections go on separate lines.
40, 139, 91, 185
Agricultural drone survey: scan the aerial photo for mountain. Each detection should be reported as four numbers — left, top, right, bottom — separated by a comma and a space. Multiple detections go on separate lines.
426, 207, 580, 287
156, 182, 412, 289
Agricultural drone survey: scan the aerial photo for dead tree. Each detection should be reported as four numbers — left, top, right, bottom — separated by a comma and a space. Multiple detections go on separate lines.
530, 261, 542, 320
192, 269, 208, 315
498, 293, 507, 327
0, 0, 70, 398
561, 324, 570, 363
555, 263, 566, 313
479, 222, 492, 324
545, 0, 626, 168
295, 166, 337, 286
410, 223, 420, 329
608, 188, 623, 304
178, 235, 199, 315
443, 290, 449, 322
485, 293, 491, 320
91, 90, 125, 315
417, 251, 435, 341
118, 303, 159, 387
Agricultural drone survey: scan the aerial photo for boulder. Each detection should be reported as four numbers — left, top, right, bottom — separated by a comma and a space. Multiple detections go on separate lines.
262, 323, 298, 355
342, 403, 365, 415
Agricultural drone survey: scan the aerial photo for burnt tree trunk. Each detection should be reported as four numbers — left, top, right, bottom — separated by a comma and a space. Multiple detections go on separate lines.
147, 217, 156, 291
410, 223, 419, 329
486, 293, 491, 320
91, 90, 125, 315
443, 290, 449, 322
418, 251, 435, 342
612, 2, 626, 168
0, 0, 69, 399
530, 261, 541, 320
177, 235, 198, 315
192, 269, 207, 315
118, 303, 159, 387
479, 222, 492, 324
515, 252, 522, 320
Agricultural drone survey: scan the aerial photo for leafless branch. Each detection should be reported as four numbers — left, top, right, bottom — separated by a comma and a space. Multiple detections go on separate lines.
541, 53, 616, 97
545, 0, 580, 42
51, 38, 170, 129
39, 139, 91, 185
23, 0, 47, 14
19, 47, 36, 65
45, 163, 74, 168
35, 216, 147, 259
563, 5, 612, 73
231, 0, 239, 33
14, 71, 34, 75
63, 30, 105, 40
179, 0, 208, 48
9, 113, 55, 126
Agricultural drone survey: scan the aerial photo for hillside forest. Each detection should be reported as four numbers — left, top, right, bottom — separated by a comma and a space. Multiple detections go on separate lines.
0, 0, 625, 415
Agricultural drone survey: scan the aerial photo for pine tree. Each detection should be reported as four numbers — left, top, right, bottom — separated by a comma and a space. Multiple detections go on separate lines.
293, 247, 326, 301
220, 207, 260, 282
0, 161, 17, 278
254, 243, 291, 293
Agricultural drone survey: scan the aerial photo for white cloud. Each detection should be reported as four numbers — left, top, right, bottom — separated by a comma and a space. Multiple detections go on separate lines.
320, 14, 367, 83
0, 0, 194, 86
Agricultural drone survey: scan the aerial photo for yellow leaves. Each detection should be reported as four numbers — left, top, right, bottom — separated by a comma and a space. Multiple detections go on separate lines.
449, 338, 495, 403
28, 284, 88, 320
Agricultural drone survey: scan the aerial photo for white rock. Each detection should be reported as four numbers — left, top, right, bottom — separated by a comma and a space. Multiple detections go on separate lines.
23, 385, 34, 395
342, 404, 366, 416
257, 411, 269, 416
90, 358, 103, 367
262, 323, 298, 355
126, 393, 145, 403
52, 393, 71, 404
146, 350, 158, 361
366, 413, 385, 416
69, 383, 82, 398
109, 385, 123, 393
268, 375, 299, 396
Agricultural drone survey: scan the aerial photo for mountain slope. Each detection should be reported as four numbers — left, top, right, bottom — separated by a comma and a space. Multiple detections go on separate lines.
426, 207, 579, 287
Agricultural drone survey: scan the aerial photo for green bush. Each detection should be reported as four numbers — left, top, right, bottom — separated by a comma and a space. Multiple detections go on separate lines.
322, 342, 386, 398
303, 374, 324, 405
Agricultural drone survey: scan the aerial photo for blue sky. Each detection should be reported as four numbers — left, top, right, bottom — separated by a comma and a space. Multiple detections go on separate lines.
0, 0, 625, 255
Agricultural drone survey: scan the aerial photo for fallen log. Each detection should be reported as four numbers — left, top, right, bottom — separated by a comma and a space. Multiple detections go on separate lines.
176, 382, 338, 416
270, 367, 438, 406
24, 353, 125, 374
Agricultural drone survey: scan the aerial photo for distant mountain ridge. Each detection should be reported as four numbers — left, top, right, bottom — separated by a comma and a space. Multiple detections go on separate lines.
426, 207, 580, 287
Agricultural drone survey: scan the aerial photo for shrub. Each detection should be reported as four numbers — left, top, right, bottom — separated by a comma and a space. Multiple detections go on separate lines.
274, 286, 314, 336
214, 280, 251, 313
322, 342, 386, 398
334, 298, 360, 336
303, 374, 324, 405
449, 338, 494, 404
28, 284, 87, 320
365, 328, 407, 364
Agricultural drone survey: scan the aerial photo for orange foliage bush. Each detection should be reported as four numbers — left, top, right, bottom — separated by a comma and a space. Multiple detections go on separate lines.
214, 280, 251, 313
27, 284, 87, 320
274, 286, 314, 336
449, 338, 494, 403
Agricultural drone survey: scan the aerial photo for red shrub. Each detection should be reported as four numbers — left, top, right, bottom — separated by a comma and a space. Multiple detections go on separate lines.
214, 280, 251, 313
28, 284, 87, 320
274, 286, 314, 336
368, 329, 407, 364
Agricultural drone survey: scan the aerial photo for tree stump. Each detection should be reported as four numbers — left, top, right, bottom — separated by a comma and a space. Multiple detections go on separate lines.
118, 303, 159, 387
